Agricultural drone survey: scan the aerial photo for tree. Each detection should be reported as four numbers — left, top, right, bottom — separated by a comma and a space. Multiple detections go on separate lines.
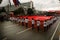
0, 7, 6, 13
0, 0, 2, 4
14, 7, 25, 16
27, 8, 34, 15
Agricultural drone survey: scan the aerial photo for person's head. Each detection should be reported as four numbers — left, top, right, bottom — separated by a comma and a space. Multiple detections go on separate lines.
32, 18, 34, 20
38, 20, 40, 21
10, 11, 14, 13
10, 11, 14, 15
26, 17, 28, 19
45, 20, 47, 22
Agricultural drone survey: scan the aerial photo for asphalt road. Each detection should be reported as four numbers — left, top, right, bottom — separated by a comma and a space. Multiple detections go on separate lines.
0, 18, 60, 40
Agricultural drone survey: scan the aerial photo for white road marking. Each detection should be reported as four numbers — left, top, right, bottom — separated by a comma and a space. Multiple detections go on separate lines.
16, 27, 32, 34
50, 22, 60, 40
4, 24, 18, 28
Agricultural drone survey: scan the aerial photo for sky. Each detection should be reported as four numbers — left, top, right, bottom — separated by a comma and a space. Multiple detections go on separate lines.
0, 0, 9, 7
0, 0, 60, 11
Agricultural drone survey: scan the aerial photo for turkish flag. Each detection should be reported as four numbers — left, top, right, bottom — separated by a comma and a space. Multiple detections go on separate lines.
13, 0, 21, 6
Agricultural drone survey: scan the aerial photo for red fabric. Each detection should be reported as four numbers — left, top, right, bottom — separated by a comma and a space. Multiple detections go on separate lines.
13, 0, 16, 5
22, 16, 27, 19
18, 15, 53, 21
13, 0, 19, 6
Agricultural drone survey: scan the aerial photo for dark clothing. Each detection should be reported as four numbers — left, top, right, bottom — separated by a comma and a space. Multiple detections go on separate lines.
22, 22, 24, 26
0, 16, 4, 22
32, 24, 34, 30
37, 26, 39, 31
26, 23, 28, 28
